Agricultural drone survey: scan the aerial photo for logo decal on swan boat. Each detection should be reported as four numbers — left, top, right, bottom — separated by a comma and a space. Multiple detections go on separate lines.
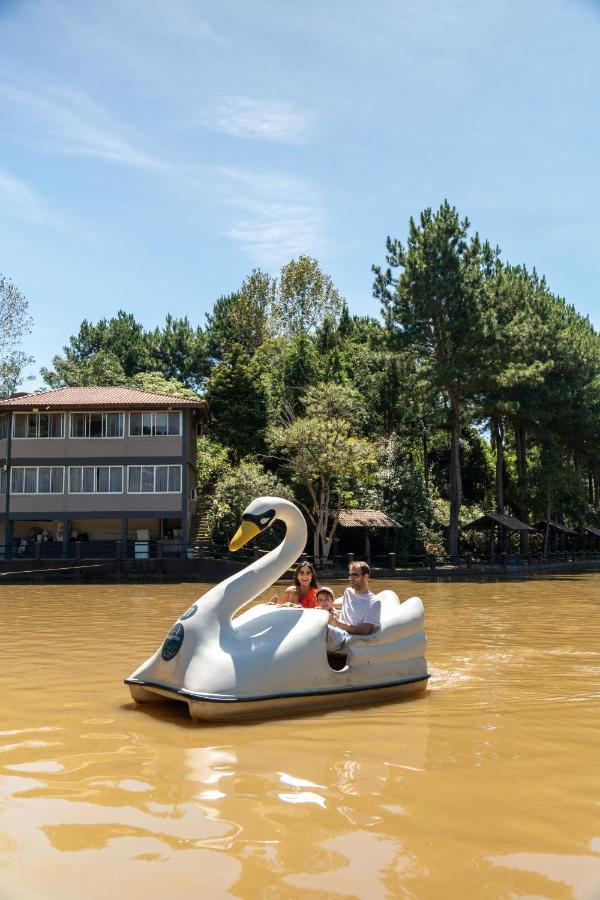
162, 623, 184, 661
180, 604, 198, 621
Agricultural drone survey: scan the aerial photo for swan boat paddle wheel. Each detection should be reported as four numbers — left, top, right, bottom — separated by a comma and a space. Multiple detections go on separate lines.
125, 497, 429, 721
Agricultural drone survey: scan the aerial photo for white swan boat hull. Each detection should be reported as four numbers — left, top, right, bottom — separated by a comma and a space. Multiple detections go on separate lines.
126, 590, 429, 721
126, 497, 429, 722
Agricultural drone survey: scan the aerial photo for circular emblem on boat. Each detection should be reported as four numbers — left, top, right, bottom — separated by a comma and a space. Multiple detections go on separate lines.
180, 604, 198, 621
161, 623, 184, 661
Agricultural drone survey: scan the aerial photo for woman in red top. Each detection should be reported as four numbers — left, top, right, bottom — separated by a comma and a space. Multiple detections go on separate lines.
293, 561, 320, 607
269, 561, 320, 607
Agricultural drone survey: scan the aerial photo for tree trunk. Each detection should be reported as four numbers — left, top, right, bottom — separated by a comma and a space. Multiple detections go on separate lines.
448, 396, 462, 559
492, 412, 504, 515
423, 429, 429, 496
514, 420, 529, 554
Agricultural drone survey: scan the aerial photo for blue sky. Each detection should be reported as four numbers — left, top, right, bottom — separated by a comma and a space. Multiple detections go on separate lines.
1, 0, 599, 387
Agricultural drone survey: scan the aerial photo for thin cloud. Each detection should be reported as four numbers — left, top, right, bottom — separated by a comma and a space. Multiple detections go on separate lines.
0, 82, 170, 171
216, 166, 324, 266
0, 168, 58, 226
209, 96, 313, 143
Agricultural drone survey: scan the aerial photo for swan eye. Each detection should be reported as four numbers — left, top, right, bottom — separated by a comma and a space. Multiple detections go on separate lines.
260, 516, 270, 525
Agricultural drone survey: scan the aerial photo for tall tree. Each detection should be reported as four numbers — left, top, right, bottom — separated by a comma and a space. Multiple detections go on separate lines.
41, 311, 152, 385
0, 275, 33, 396
149, 314, 209, 390
373, 201, 499, 556
268, 382, 377, 562
205, 270, 274, 362
204, 345, 268, 460
271, 256, 344, 337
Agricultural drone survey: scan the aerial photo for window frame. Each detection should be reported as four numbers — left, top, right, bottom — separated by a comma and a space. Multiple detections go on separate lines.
128, 410, 182, 437
127, 464, 182, 494
69, 411, 125, 439
0, 413, 8, 440
12, 412, 65, 439
68, 465, 124, 495
10, 466, 65, 494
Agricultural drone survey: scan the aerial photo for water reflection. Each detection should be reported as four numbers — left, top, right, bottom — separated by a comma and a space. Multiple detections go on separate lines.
0, 578, 599, 898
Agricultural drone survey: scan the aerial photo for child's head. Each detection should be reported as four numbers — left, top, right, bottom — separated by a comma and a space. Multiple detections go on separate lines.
281, 585, 298, 604
316, 587, 335, 611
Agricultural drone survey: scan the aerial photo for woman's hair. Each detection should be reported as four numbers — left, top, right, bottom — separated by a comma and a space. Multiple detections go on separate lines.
294, 561, 319, 591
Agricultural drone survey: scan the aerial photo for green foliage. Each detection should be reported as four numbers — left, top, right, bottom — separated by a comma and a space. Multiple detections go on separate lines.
271, 256, 344, 337
130, 371, 201, 399
0, 350, 35, 400
205, 271, 273, 361
196, 436, 231, 492
41, 349, 129, 387
147, 314, 209, 389
0, 275, 33, 397
206, 460, 293, 550
204, 345, 268, 460
0, 274, 32, 356
268, 381, 377, 560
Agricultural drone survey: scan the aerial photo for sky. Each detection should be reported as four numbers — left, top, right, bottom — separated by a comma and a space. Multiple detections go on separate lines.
1, 0, 600, 388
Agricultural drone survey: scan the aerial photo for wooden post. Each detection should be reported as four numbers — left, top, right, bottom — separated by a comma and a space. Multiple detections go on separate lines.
388, 552, 396, 574
34, 541, 41, 568
75, 541, 82, 562
157, 540, 163, 575
114, 540, 122, 575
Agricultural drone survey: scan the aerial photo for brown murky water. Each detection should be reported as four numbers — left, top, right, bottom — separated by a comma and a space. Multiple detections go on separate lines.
0, 575, 599, 899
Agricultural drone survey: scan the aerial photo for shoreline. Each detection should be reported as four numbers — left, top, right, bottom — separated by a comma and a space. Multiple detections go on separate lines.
2, 557, 600, 584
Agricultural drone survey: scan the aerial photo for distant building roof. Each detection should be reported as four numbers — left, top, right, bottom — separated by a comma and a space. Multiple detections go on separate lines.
535, 520, 577, 535
0, 386, 206, 411
336, 509, 401, 529
462, 513, 534, 533
584, 525, 600, 538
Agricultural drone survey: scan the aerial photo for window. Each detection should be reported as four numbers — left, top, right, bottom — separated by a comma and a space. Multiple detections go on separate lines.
10, 466, 64, 494
70, 412, 124, 438
129, 411, 181, 436
128, 465, 181, 493
0, 414, 7, 440
0, 467, 6, 493
12, 412, 64, 438
68, 466, 123, 493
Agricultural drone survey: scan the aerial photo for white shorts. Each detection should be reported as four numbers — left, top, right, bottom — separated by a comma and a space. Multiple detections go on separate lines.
326, 625, 348, 652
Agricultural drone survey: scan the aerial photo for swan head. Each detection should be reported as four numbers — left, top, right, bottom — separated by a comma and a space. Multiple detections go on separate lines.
229, 496, 280, 551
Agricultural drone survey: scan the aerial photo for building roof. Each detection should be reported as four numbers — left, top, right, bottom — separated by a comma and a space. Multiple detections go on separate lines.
336, 509, 401, 529
0, 386, 207, 411
462, 513, 535, 533
584, 525, 600, 538
535, 520, 577, 535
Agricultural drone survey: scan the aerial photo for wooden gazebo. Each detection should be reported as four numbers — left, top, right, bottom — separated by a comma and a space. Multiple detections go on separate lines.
535, 521, 578, 554
584, 525, 600, 550
334, 509, 401, 561
462, 513, 534, 559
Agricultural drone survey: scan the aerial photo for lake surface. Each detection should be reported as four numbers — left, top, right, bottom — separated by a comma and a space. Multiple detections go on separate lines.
0, 576, 599, 899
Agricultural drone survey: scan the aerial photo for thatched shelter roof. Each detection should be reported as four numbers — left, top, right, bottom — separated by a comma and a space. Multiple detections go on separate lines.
336, 509, 401, 529
535, 520, 577, 536
462, 513, 534, 533
584, 525, 600, 538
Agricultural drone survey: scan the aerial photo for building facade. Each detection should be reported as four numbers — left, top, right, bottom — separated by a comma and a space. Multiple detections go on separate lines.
0, 386, 207, 554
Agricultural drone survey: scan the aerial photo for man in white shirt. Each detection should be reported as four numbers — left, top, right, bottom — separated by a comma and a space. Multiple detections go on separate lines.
326, 561, 381, 652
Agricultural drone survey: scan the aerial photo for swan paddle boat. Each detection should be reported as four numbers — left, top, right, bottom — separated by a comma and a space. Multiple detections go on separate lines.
126, 497, 429, 721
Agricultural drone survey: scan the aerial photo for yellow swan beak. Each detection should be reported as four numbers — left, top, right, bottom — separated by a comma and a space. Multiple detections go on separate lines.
229, 520, 261, 551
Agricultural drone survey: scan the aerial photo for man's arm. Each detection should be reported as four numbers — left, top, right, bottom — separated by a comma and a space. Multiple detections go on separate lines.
328, 617, 376, 636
